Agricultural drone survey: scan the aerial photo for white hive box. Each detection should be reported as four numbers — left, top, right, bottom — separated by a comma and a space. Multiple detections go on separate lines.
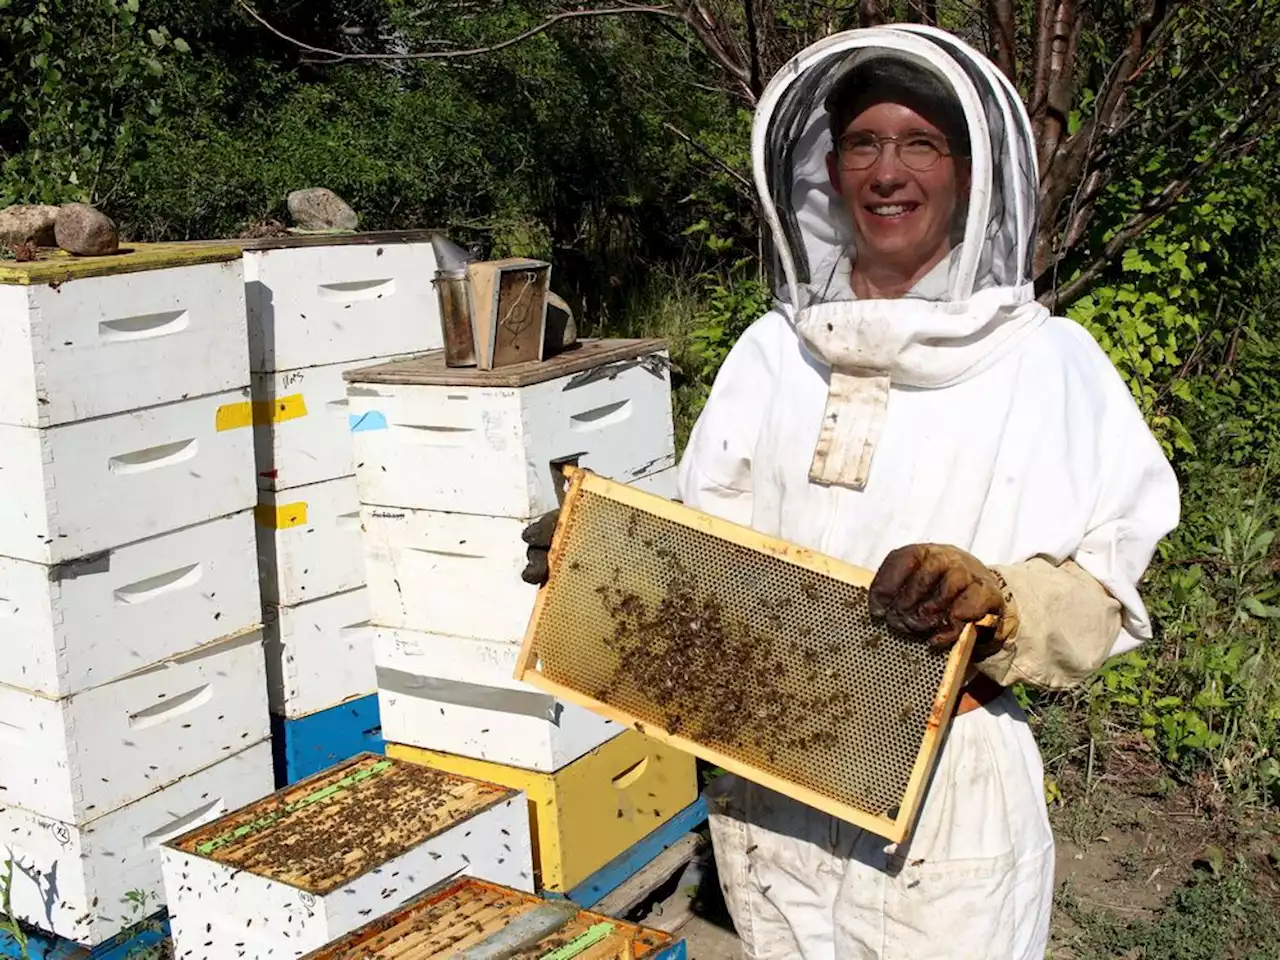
252, 355, 417, 491
0, 627, 269, 824
345, 339, 676, 519
0, 388, 257, 565
0, 243, 247, 429
161, 753, 533, 960
361, 466, 677, 643
375, 628, 621, 772
0, 509, 260, 697
0, 739, 273, 947
241, 232, 443, 373
257, 476, 365, 606
264, 586, 374, 718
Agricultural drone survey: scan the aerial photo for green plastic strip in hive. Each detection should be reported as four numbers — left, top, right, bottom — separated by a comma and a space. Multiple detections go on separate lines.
538, 923, 616, 960
194, 759, 394, 856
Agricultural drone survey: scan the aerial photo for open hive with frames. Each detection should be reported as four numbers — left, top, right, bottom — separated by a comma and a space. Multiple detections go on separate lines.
515, 468, 977, 842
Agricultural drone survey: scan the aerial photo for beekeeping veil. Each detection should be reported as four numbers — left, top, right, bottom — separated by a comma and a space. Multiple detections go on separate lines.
753, 25, 1048, 489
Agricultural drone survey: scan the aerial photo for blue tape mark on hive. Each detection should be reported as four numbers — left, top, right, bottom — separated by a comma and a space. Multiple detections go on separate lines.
0, 911, 169, 959
652, 941, 688, 960
271, 693, 385, 788
545, 795, 709, 910
348, 410, 388, 433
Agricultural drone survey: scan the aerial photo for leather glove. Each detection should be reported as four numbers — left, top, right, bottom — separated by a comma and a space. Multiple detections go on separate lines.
868, 543, 1017, 655
520, 509, 560, 585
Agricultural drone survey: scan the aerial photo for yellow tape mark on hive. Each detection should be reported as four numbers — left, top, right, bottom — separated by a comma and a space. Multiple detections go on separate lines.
256, 502, 308, 529
252, 393, 308, 425
215, 401, 253, 431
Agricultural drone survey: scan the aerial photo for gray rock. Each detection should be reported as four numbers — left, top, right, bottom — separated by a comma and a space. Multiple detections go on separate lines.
0, 204, 60, 246
55, 203, 120, 256
287, 188, 359, 231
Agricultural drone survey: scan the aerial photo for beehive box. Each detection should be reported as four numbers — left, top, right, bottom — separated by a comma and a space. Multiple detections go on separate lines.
374, 628, 620, 772
344, 339, 676, 520
0, 509, 259, 697
240, 232, 442, 373
0, 388, 257, 565
387, 729, 698, 893
0, 243, 247, 429
263, 587, 375, 719
0, 627, 269, 824
296, 876, 685, 959
161, 753, 533, 960
0, 739, 273, 947
359, 464, 676, 644
257, 475, 365, 605
515, 469, 978, 844
251, 354, 417, 491
271, 693, 385, 787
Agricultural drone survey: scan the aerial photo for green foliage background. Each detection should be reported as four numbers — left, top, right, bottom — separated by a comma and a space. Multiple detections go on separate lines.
4, 0, 1280, 815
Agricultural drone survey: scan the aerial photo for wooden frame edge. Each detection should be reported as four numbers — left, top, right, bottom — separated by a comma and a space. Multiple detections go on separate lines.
514, 466, 589, 680
519, 669, 903, 842
570, 469, 878, 589
890, 625, 976, 841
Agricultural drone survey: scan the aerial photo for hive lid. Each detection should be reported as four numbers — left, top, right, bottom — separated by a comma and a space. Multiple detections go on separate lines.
0, 241, 242, 285
515, 468, 979, 844
165, 754, 518, 895
296, 876, 676, 959
235, 228, 446, 251
342, 338, 669, 388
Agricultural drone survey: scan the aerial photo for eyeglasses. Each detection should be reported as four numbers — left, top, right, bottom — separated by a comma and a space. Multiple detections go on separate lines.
836, 132, 952, 172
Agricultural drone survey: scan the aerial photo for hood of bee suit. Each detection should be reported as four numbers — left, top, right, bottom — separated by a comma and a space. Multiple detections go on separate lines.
751, 25, 1050, 490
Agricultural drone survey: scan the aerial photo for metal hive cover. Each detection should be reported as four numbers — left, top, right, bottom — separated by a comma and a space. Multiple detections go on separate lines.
516, 469, 975, 842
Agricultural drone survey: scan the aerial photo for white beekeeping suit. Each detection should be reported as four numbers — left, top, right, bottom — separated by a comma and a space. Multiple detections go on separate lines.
676, 25, 1180, 960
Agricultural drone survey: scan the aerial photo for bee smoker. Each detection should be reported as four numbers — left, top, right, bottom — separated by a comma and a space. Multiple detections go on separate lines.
430, 233, 477, 367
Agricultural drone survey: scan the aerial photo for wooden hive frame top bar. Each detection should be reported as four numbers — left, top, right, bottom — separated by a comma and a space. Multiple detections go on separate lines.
514, 468, 979, 844
297, 876, 676, 958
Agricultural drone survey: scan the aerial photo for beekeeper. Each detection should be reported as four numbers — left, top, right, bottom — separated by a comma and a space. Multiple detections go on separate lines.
670, 24, 1180, 960
523, 23, 1179, 960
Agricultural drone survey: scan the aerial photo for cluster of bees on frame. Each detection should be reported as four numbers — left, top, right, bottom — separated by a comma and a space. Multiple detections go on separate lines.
550, 504, 931, 766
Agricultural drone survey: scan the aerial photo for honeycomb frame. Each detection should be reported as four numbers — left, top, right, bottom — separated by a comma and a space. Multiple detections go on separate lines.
515, 467, 977, 844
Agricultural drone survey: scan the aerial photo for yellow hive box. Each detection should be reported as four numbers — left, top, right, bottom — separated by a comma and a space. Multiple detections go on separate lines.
387, 730, 697, 893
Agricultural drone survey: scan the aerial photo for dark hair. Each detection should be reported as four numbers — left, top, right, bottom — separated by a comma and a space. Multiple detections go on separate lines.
825, 56, 970, 159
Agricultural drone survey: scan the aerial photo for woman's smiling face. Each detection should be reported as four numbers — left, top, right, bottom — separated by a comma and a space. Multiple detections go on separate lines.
826, 100, 969, 283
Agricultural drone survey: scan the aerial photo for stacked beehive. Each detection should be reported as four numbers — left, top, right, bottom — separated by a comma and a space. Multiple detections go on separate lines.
241, 232, 444, 784
0, 245, 274, 949
343, 339, 702, 901
160, 752, 535, 959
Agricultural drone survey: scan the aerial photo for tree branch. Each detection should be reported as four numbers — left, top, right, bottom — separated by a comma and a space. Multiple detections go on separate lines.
743, 0, 763, 98
234, 0, 681, 62
1040, 84, 1280, 310
1030, 0, 1056, 143
859, 0, 887, 28
1033, 0, 1080, 172
681, 1, 754, 101
662, 120, 754, 196
985, 0, 1016, 82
